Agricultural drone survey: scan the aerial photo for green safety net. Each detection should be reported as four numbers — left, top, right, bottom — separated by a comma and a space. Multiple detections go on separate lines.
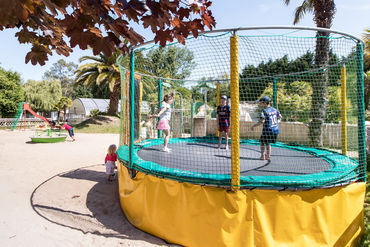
117, 27, 365, 189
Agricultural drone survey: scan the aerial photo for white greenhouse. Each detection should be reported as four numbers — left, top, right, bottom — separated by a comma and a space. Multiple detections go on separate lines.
68, 98, 120, 118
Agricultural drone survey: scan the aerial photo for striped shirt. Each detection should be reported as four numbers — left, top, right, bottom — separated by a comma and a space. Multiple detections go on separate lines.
217, 105, 231, 127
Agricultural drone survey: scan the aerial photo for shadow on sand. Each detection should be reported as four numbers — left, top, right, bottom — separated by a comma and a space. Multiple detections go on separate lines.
30, 165, 173, 246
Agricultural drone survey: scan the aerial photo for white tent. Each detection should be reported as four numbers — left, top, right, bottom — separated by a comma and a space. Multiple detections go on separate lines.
69, 98, 151, 118
69, 98, 116, 117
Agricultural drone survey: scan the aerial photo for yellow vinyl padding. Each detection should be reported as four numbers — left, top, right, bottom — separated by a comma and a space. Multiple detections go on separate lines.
118, 164, 365, 247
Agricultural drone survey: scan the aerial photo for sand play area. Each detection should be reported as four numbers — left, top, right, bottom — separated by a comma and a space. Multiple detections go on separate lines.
0, 130, 173, 247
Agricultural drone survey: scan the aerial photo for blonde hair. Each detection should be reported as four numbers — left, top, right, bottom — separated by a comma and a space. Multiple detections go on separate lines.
107, 144, 117, 155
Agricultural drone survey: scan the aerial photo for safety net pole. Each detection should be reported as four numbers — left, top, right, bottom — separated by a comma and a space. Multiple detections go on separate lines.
139, 82, 143, 140
158, 79, 162, 138
129, 50, 135, 169
190, 102, 194, 137
117, 56, 125, 146
230, 33, 240, 190
119, 71, 123, 146
341, 65, 347, 155
356, 42, 366, 181
273, 77, 277, 108
216, 83, 220, 137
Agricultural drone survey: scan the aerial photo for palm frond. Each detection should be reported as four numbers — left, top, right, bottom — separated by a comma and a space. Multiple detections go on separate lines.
79, 56, 104, 63
96, 73, 109, 86
293, 1, 313, 25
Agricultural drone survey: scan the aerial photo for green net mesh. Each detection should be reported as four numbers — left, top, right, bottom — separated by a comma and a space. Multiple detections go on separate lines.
117, 27, 365, 189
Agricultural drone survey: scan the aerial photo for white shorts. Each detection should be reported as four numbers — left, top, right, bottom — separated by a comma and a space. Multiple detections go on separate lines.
105, 161, 115, 175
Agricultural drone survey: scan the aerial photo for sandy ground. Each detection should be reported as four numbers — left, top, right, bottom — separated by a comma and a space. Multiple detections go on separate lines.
0, 130, 171, 247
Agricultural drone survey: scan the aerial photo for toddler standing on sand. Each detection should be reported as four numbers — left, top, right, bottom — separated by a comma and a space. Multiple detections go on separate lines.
105, 144, 117, 181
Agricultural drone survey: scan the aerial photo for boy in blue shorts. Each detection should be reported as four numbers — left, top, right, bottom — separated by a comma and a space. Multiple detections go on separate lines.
251, 96, 282, 160
217, 95, 231, 150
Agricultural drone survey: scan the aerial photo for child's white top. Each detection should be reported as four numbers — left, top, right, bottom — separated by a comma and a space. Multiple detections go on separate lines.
160, 102, 172, 120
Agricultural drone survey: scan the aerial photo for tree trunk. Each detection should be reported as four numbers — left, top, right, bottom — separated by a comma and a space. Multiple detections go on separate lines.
63, 106, 67, 121
309, 32, 330, 146
108, 80, 120, 115
308, 0, 335, 146
365, 75, 370, 110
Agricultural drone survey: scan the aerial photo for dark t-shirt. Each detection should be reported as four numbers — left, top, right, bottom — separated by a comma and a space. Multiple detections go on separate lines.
217, 105, 231, 127
261, 107, 280, 135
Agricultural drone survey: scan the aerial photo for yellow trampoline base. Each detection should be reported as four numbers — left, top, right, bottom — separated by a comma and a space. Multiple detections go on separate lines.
118, 164, 365, 247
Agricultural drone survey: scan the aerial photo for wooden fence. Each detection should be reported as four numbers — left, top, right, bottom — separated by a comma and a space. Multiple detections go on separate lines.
0, 118, 47, 129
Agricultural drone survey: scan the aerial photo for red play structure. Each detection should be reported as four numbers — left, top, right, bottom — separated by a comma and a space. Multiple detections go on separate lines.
10, 102, 50, 130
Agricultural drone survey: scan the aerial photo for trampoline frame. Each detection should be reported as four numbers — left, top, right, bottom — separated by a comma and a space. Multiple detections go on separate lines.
117, 137, 360, 189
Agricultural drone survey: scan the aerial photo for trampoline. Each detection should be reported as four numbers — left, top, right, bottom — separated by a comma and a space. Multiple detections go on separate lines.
116, 26, 366, 247
118, 137, 359, 189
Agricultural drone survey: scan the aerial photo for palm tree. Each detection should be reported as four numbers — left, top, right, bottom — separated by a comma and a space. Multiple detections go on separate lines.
362, 29, 370, 110
363, 28, 370, 72
117, 52, 156, 102
75, 53, 121, 115
54, 96, 73, 121
75, 51, 156, 115
283, 0, 336, 146
364, 71, 370, 110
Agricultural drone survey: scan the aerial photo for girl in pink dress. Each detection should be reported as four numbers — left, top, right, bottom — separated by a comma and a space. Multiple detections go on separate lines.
152, 93, 174, 152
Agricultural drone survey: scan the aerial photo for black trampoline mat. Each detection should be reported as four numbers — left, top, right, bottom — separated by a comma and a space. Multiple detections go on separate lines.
137, 142, 332, 176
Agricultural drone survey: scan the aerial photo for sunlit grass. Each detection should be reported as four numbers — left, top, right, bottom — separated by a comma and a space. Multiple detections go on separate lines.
73, 115, 120, 134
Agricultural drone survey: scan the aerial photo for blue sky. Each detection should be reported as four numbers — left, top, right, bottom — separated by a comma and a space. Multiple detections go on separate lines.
0, 0, 369, 82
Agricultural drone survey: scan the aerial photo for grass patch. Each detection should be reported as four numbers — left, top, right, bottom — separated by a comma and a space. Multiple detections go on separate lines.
73, 115, 120, 134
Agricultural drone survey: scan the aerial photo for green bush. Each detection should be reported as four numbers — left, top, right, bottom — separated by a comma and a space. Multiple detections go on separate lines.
263, 81, 345, 123
263, 81, 312, 122
365, 110, 370, 121
0, 68, 24, 117
90, 109, 101, 117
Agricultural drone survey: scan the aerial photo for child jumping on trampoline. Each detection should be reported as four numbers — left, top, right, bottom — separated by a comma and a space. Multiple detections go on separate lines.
151, 93, 174, 152
217, 95, 231, 150
105, 144, 118, 182
251, 96, 282, 160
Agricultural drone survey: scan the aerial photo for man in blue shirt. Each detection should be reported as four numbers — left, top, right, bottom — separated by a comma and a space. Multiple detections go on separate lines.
251, 96, 282, 160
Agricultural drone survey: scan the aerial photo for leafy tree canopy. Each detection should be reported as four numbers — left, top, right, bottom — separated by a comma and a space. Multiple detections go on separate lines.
142, 46, 196, 80
23, 79, 62, 112
0, 0, 215, 66
70, 84, 94, 100
43, 59, 78, 97
239, 51, 341, 101
0, 67, 24, 117
43, 59, 77, 84
263, 81, 345, 123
